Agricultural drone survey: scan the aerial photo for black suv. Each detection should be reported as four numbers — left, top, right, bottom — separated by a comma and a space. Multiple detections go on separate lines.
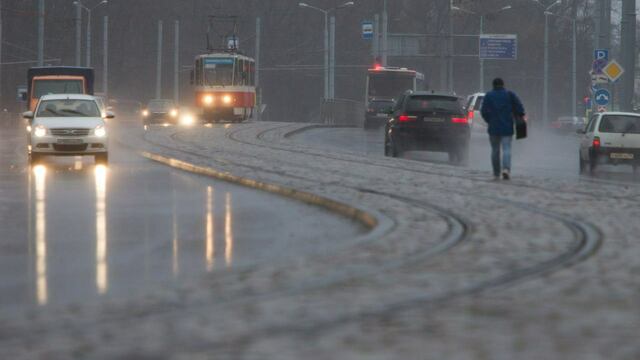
384, 91, 470, 164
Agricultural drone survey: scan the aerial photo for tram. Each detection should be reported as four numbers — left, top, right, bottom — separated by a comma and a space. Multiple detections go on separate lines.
192, 53, 256, 123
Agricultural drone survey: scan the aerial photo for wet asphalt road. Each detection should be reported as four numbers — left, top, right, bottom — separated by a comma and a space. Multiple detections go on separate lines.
292, 126, 640, 183
0, 121, 364, 310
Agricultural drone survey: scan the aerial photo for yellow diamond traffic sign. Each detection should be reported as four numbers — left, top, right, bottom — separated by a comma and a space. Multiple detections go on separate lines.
603, 60, 624, 82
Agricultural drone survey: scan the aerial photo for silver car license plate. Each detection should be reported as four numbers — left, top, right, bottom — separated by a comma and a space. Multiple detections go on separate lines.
610, 153, 634, 160
57, 138, 83, 144
377, 113, 387, 117
424, 117, 444, 122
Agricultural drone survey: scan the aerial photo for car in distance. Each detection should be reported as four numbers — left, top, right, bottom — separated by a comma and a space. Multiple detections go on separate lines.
364, 98, 395, 129
141, 99, 179, 125
464, 92, 484, 131
23, 94, 112, 164
578, 112, 640, 173
550, 115, 586, 134
384, 91, 471, 164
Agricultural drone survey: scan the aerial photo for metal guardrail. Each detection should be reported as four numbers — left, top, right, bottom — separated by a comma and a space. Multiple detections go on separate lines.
320, 98, 365, 127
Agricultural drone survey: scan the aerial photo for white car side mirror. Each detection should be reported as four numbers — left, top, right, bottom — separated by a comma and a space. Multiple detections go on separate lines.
104, 111, 115, 119
22, 111, 34, 119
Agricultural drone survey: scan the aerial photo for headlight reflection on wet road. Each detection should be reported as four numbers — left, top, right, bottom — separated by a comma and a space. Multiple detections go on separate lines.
33, 165, 48, 306
95, 165, 108, 295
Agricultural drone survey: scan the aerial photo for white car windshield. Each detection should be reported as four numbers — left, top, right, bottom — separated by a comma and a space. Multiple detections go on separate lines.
599, 115, 640, 134
36, 99, 101, 117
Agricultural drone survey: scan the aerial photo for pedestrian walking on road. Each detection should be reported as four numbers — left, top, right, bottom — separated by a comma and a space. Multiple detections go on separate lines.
480, 78, 526, 180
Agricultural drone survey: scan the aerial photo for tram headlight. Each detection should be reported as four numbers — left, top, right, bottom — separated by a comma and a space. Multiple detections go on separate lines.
222, 95, 232, 104
142, 109, 149, 117
203, 94, 214, 106
170, 109, 178, 117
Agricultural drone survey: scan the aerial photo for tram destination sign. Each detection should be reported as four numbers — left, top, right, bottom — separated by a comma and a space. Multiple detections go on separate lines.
479, 34, 517, 60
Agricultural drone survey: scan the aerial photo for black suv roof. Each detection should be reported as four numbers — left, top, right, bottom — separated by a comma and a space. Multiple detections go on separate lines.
404, 90, 460, 98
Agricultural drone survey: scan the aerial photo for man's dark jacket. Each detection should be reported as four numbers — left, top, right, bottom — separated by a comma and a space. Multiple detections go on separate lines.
480, 87, 525, 136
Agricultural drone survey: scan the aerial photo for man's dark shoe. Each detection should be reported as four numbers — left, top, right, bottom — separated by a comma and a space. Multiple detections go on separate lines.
502, 169, 510, 180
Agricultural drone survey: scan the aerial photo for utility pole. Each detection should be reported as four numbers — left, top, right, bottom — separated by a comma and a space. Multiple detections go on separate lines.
543, 12, 549, 124
381, 0, 388, 66
479, 15, 485, 92
156, 20, 163, 100
37, 0, 44, 66
620, 0, 636, 111
174, 20, 179, 103
102, 15, 108, 96
571, 18, 576, 117
255, 17, 261, 121
448, 1, 453, 93
0, 0, 3, 107
75, 4, 81, 66
330, 15, 336, 99
373, 14, 379, 61
86, 10, 91, 67
324, 13, 329, 99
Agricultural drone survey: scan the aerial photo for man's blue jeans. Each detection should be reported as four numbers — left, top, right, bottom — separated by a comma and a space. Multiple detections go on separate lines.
489, 135, 512, 176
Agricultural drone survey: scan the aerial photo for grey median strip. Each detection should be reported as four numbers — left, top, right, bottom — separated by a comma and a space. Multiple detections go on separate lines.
140, 150, 379, 230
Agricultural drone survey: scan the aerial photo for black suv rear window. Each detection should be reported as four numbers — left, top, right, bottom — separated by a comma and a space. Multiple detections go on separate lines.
599, 115, 640, 134
407, 95, 462, 113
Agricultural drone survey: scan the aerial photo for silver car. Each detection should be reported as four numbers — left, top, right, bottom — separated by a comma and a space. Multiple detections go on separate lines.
23, 94, 113, 164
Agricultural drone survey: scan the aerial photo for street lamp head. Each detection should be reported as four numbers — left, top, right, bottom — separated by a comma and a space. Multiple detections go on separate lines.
100, 0, 108, 4
500, 6, 512, 11
341, 1, 354, 6
298, 2, 309, 7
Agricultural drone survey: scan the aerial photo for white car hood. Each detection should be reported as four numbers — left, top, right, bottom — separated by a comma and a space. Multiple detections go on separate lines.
33, 117, 104, 129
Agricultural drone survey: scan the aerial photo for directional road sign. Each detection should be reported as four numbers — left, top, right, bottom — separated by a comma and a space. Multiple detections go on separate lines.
479, 34, 517, 60
603, 60, 624, 82
592, 59, 608, 74
594, 89, 611, 106
591, 71, 609, 85
362, 21, 373, 40
594, 49, 609, 61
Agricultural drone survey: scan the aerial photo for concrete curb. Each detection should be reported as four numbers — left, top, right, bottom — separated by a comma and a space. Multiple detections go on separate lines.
140, 151, 379, 230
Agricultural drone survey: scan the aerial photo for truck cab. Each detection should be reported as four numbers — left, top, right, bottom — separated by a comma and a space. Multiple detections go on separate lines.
27, 67, 94, 112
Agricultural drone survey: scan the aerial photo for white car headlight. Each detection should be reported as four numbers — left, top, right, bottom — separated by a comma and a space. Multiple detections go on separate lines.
142, 109, 149, 117
94, 125, 107, 137
34, 125, 47, 137
180, 114, 195, 126
170, 109, 178, 117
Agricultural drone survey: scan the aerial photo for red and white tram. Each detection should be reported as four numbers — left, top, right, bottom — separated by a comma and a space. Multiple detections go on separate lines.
193, 53, 256, 122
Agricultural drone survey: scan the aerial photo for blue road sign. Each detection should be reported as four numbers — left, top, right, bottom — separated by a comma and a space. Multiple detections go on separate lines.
362, 21, 373, 40
479, 34, 517, 60
594, 89, 610, 106
594, 49, 609, 61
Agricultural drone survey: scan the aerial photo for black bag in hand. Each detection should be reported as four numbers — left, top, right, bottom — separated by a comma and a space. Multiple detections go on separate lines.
509, 92, 527, 139
514, 113, 527, 139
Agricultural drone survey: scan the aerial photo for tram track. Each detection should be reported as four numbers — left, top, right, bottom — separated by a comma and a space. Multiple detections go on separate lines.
142, 123, 602, 306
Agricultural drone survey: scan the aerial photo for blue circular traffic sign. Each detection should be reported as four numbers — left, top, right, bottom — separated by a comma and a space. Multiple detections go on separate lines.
594, 89, 610, 106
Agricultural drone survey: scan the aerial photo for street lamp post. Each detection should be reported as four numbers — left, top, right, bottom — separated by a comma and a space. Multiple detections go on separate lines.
546, 11, 577, 118
74, 0, 108, 68
533, 0, 560, 124
451, 5, 512, 92
298, 2, 354, 100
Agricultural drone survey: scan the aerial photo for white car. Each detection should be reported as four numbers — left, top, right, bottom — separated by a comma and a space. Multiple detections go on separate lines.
464, 92, 485, 131
23, 94, 113, 164
578, 111, 640, 173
